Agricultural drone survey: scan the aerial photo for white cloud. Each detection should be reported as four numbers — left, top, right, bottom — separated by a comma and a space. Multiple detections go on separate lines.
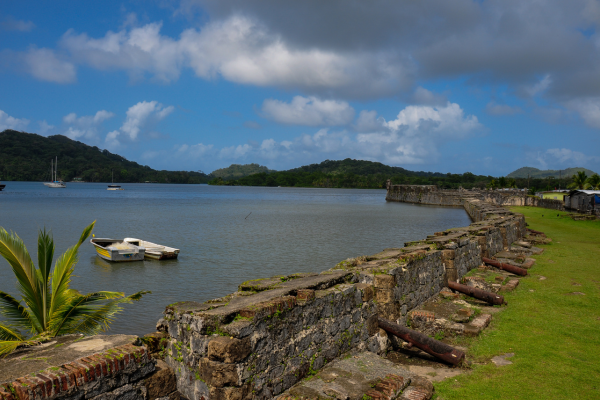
62, 110, 114, 140
485, 102, 523, 116
105, 101, 174, 146
23, 48, 76, 83
57, 16, 412, 96
564, 97, 600, 128
1, 16, 35, 32
524, 74, 552, 97
38, 120, 54, 134
0, 110, 29, 131
546, 148, 597, 165
172, 101, 481, 167
261, 96, 355, 126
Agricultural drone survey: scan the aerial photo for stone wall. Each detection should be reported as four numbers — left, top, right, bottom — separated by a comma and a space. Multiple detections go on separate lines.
386, 184, 564, 211
156, 186, 528, 400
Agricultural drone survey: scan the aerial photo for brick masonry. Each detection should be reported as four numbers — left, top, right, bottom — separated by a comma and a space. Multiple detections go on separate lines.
0, 344, 154, 400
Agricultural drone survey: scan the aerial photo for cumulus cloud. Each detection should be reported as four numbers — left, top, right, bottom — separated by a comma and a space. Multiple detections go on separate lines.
38, 120, 54, 135
22, 48, 76, 83
546, 148, 598, 165
106, 101, 174, 146
485, 101, 523, 116
53, 15, 413, 96
173, 101, 482, 167
261, 96, 355, 126
0, 109, 29, 131
1, 15, 35, 32
62, 110, 114, 140
564, 97, 600, 128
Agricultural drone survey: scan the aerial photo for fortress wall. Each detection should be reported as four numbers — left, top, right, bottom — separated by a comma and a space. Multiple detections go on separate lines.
152, 185, 528, 400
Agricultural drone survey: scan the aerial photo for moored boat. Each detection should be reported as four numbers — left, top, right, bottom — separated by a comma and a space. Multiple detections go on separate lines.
90, 238, 145, 262
44, 157, 66, 188
0, 183, 5, 191
124, 238, 179, 260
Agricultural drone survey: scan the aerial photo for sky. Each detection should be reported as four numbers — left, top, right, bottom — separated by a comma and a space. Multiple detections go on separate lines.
1, 0, 600, 176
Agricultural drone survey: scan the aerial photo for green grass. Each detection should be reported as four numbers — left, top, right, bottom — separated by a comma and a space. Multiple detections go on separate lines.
434, 207, 600, 400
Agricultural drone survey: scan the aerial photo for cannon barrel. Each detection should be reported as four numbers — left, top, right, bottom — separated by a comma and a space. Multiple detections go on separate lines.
447, 281, 505, 305
482, 257, 528, 276
527, 228, 545, 235
378, 317, 465, 366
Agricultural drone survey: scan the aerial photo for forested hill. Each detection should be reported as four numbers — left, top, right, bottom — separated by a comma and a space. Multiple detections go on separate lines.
210, 158, 493, 189
507, 166, 598, 179
289, 159, 446, 177
0, 130, 209, 183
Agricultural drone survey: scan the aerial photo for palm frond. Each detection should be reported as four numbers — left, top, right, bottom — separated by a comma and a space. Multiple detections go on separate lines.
50, 290, 149, 336
0, 291, 39, 333
0, 228, 43, 330
37, 229, 54, 330
49, 291, 125, 336
0, 326, 48, 357
0, 323, 25, 341
49, 221, 95, 319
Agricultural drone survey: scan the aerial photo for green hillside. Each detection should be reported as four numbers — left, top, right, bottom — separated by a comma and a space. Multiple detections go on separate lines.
507, 166, 597, 179
289, 158, 446, 177
0, 130, 210, 183
210, 163, 272, 179
211, 158, 492, 189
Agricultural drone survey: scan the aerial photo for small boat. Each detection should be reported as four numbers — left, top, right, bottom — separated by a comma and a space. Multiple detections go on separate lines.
44, 157, 66, 188
90, 238, 145, 262
0, 183, 5, 191
108, 170, 124, 190
124, 238, 180, 260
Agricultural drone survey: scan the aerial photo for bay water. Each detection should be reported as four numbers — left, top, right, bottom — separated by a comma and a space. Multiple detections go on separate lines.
0, 182, 471, 335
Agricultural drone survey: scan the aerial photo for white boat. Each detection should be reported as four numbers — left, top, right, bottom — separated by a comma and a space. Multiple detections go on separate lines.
107, 170, 124, 190
43, 157, 66, 188
90, 238, 145, 262
124, 238, 180, 260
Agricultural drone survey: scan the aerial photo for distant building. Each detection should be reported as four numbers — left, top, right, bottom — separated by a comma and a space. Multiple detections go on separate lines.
539, 190, 569, 201
565, 190, 600, 213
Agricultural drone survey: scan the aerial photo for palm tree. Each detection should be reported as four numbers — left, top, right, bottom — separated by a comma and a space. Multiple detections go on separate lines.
0, 221, 149, 356
488, 179, 498, 190
587, 174, 600, 190
507, 178, 517, 188
570, 171, 588, 190
498, 177, 507, 188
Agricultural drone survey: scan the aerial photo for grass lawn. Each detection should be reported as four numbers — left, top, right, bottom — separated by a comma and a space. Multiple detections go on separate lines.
434, 207, 600, 400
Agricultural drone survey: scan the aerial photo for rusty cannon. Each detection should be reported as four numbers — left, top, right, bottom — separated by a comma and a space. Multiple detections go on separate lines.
482, 257, 528, 276
378, 317, 465, 366
447, 281, 505, 305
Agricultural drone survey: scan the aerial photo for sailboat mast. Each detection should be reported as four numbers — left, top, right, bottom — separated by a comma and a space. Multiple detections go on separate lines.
50, 159, 53, 182
55, 156, 58, 182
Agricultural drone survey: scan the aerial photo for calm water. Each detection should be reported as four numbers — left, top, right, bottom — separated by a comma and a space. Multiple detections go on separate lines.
0, 182, 471, 335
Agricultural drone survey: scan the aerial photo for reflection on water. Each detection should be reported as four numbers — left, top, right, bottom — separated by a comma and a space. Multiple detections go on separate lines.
0, 182, 471, 335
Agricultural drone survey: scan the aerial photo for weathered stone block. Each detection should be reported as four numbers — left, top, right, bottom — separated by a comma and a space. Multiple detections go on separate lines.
145, 360, 177, 399
441, 250, 455, 261
198, 359, 239, 388
376, 289, 394, 303
374, 274, 396, 289
355, 283, 374, 302
296, 289, 315, 302
208, 337, 251, 364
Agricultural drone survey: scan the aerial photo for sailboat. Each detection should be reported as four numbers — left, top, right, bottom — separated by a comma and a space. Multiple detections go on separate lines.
107, 170, 124, 190
44, 157, 66, 188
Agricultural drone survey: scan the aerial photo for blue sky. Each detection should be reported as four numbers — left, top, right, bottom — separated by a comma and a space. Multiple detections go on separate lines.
1, 1, 599, 176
